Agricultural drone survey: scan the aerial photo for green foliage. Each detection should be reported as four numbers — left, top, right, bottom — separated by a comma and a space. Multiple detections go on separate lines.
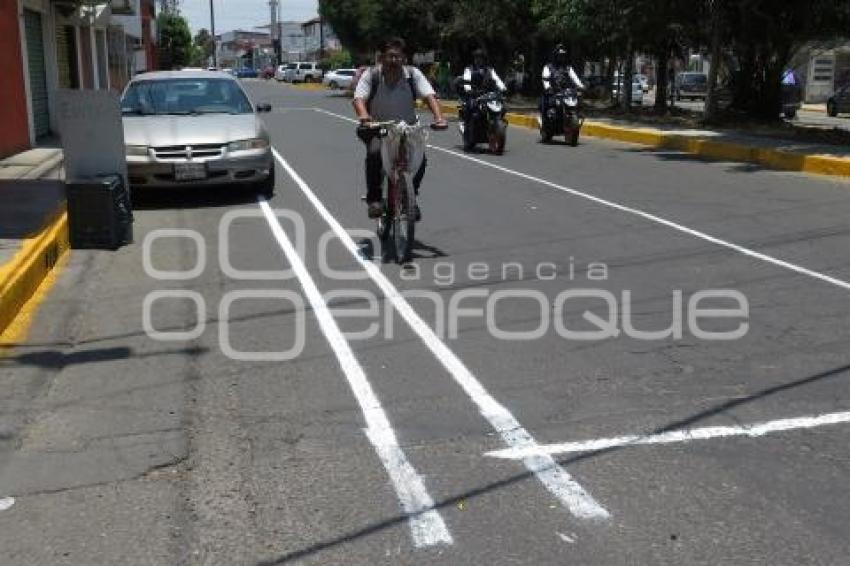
190, 28, 214, 67
322, 49, 354, 70
156, 12, 193, 70
320, 0, 850, 120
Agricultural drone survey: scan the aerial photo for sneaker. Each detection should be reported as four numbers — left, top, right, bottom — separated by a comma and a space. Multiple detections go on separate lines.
367, 201, 383, 219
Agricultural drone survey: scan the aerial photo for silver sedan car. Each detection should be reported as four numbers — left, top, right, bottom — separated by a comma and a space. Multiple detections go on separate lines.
121, 70, 274, 196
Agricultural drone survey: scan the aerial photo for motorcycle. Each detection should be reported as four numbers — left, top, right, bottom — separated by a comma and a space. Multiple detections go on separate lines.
539, 87, 583, 146
458, 91, 508, 154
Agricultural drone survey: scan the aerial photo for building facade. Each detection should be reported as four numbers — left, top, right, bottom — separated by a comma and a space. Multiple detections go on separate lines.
1, 0, 155, 159
216, 29, 271, 69
300, 18, 339, 60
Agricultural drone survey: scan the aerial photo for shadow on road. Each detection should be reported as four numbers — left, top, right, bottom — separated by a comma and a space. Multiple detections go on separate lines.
131, 184, 261, 210
4, 345, 209, 370
256, 361, 850, 564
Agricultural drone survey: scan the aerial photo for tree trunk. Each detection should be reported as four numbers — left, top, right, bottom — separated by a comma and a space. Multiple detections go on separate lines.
704, 1, 723, 124
621, 39, 634, 111
655, 47, 670, 112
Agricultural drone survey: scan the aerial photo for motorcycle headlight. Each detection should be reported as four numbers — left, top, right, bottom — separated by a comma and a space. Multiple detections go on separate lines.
486, 101, 503, 113
125, 145, 149, 156
228, 138, 269, 151
566, 97, 578, 106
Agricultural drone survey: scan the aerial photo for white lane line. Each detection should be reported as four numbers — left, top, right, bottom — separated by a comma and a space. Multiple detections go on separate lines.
0, 497, 14, 511
257, 199, 452, 547
485, 410, 850, 460
313, 107, 850, 293
270, 148, 610, 521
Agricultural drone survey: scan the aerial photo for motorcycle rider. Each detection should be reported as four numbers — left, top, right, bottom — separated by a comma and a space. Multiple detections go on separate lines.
540, 44, 585, 118
353, 37, 448, 220
459, 48, 507, 128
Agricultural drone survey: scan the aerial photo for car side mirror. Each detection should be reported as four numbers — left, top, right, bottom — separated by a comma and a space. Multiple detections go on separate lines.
257, 103, 272, 113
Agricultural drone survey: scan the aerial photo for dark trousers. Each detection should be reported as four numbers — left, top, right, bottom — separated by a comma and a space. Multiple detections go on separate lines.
365, 138, 427, 204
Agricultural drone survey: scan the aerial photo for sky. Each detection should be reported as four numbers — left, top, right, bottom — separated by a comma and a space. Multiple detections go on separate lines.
178, 0, 319, 33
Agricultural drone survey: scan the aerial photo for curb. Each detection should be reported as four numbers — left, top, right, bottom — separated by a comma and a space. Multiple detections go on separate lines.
23, 152, 63, 180
289, 82, 327, 91
433, 100, 850, 178
0, 207, 69, 338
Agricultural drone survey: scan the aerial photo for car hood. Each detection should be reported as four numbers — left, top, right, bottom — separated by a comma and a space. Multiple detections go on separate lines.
123, 114, 264, 147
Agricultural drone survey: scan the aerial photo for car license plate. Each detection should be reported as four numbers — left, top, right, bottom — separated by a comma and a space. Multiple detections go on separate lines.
174, 162, 207, 181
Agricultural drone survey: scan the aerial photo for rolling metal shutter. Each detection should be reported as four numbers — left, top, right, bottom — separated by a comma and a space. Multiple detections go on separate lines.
24, 9, 49, 138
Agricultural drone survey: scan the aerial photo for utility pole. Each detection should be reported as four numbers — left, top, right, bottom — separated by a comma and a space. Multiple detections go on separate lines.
269, 0, 280, 64
209, 0, 217, 68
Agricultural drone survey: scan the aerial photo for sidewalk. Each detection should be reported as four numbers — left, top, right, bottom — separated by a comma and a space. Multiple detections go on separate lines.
430, 99, 850, 178
0, 148, 67, 340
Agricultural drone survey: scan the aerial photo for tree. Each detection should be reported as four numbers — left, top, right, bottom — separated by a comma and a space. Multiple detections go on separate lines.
320, 0, 446, 60
723, 0, 850, 121
322, 49, 353, 70
191, 28, 214, 67
157, 11, 193, 69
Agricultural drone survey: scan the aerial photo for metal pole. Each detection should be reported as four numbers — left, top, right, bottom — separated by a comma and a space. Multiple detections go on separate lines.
210, 0, 217, 68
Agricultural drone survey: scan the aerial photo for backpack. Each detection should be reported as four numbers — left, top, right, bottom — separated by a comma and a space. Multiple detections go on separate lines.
366, 66, 418, 112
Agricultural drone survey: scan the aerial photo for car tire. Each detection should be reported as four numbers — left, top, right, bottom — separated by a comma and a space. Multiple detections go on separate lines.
827, 100, 838, 117
256, 167, 275, 199
329, 81, 338, 89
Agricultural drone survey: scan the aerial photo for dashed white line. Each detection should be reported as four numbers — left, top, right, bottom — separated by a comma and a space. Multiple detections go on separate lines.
258, 199, 452, 547
313, 107, 850, 293
270, 148, 610, 521
485, 410, 850, 460
0, 497, 14, 511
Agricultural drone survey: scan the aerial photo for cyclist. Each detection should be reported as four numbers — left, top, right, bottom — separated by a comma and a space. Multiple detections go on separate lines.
353, 37, 448, 220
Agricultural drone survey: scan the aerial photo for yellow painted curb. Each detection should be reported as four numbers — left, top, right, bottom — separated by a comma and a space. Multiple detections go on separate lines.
431, 100, 849, 178
0, 208, 69, 341
289, 82, 327, 91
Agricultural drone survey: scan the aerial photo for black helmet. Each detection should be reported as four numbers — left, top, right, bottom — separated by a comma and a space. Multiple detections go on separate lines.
473, 48, 488, 65
553, 44, 568, 63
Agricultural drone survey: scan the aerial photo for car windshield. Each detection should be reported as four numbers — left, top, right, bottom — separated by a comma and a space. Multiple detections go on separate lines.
121, 78, 253, 115
286, 64, 297, 69
682, 74, 706, 85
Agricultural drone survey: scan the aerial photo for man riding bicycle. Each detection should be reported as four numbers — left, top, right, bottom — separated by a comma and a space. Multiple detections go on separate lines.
353, 37, 448, 220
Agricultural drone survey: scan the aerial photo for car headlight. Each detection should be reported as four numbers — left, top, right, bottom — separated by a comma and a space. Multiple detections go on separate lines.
228, 138, 269, 151
126, 145, 149, 156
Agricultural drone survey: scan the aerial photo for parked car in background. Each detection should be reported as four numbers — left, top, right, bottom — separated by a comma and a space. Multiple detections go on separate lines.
827, 84, 850, 117
235, 67, 258, 79
673, 72, 708, 100
286, 62, 323, 83
323, 68, 356, 90
120, 70, 275, 196
635, 73, 650, 94
612, 75, 644, 105
275, 63, 296, 81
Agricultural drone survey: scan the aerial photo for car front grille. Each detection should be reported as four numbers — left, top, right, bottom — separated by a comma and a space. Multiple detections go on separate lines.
152, 144, 224, 161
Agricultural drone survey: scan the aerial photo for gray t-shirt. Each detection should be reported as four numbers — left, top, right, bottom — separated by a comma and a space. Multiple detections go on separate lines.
354, 65, 435, 124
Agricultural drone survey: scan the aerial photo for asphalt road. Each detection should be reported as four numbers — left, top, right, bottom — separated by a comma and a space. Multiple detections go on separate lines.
2, 80, 850, 565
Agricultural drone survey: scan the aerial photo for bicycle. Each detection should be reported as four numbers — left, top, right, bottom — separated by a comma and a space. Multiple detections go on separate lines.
359, 120, 444, 263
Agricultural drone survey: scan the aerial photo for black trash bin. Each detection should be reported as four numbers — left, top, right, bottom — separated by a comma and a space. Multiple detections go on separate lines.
66, 174, 133, 250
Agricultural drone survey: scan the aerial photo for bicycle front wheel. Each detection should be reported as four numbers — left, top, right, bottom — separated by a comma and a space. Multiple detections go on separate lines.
392, 173, 415, 264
